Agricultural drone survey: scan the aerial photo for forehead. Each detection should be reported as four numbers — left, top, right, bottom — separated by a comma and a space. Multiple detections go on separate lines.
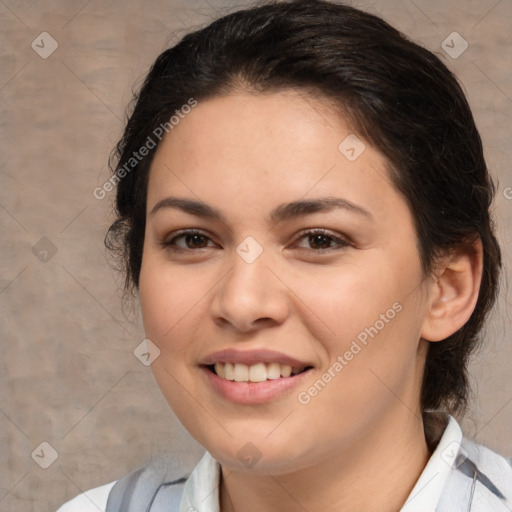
150, 88, 353, 169
146, 90, 400, 222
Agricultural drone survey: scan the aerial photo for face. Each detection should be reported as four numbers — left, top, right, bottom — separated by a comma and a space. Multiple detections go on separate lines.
139, 89, 431, 474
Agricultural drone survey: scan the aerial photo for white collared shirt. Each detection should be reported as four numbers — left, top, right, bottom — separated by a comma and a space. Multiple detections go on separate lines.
56, 413, 512, 512
178, 415, 463, 512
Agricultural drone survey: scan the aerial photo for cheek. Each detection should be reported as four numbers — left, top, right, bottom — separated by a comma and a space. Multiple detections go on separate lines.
302, 251, 426, 403
297, 255, 420, 347
138, 254, 195, 355
138, 257, 201, 410
307, 265, 425, 402
139, 246, 198, 330
139, 262, 170, 341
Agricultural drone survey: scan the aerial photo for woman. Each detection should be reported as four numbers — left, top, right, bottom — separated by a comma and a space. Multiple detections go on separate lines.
57, 0, 511, 510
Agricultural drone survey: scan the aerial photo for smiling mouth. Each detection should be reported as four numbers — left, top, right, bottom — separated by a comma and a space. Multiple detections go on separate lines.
204, 362, 313, 383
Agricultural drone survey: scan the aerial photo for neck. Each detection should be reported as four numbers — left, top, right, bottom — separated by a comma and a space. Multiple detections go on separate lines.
220, 408, 431, 512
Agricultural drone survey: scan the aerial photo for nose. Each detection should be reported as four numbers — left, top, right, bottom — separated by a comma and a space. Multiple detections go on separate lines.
210, 251, 289, 333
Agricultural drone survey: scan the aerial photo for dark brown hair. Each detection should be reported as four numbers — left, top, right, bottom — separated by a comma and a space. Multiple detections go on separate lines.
105, 0, 502, 415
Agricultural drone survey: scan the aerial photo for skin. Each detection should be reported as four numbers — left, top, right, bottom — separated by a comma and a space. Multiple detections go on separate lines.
138, 89, 482, 512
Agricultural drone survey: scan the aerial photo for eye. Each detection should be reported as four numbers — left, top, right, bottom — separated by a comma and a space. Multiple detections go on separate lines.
161, 229, 216, 251
294, 228, 351, 252
161, 228, 351, 253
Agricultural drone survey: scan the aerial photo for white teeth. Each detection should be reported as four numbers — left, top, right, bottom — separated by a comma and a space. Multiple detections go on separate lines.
280, 365, 292, 378
233, 363, 249, 382
212, 362, 306, 382
224, 362, 235, 381
267, 362, 281, 380
214, 362, 225, 378
249, 363, 267, 382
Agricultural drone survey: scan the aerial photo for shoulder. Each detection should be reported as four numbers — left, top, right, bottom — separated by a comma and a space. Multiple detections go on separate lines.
105, 456, 190, 511
421, 412, 512, 510
55, 453, 203, 512
440, 430, 512, 510
56, 481, 116, 512
461, 436, 512, 500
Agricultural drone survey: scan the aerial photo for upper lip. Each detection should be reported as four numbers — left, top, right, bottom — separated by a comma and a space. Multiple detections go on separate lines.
200, 348, 312, 369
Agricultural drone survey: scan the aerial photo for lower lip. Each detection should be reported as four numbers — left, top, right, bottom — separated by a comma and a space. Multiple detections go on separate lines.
201, 366, 312, 405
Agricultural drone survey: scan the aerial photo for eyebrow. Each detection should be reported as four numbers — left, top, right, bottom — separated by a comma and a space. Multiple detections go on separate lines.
149, 196, 374, 223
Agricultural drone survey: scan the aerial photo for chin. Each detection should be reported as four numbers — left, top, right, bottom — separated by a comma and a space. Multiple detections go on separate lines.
201, 433, 315, 475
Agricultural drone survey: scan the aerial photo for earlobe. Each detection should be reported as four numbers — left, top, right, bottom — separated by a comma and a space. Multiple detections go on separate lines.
421, 238, 483, 342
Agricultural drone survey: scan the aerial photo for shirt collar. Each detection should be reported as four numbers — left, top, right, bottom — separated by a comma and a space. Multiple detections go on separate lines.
179, 450, 221, 512
401, 412, 463, 511
179, 412, 462, 512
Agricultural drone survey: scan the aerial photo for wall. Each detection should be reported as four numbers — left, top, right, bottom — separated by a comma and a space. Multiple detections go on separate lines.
0, 0, 511, 510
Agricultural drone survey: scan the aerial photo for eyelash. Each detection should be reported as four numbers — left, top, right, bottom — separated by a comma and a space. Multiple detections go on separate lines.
161, 228, 351, 253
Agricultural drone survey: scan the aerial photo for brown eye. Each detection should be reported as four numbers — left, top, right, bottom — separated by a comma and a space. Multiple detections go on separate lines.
308, 233, 334, 250
162, 230, 215, 251
295, 229, 350, 252
182, 233, 209, 249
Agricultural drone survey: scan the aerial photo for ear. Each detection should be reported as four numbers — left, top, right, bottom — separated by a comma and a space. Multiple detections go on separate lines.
421, 238, 483, 342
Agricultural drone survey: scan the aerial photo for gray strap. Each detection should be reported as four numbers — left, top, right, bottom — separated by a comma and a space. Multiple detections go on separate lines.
105, 461, 188, 512
456, 455, 506, 501
145, 479, 187, 512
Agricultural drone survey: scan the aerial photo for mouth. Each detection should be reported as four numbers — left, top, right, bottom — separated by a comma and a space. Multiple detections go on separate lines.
199, 348, 314, 403
204, 362, 313, 383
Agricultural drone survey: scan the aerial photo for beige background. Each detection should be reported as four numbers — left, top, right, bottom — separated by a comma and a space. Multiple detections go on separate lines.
0, 0, 511, 510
